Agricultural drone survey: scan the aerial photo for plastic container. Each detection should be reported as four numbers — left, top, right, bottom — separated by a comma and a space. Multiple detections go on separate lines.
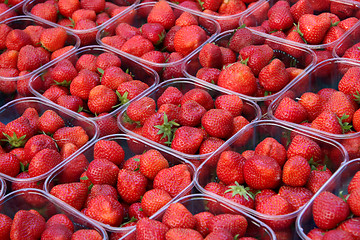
120, 193, 277, 240
268, 57, 360, 141
29, 45, 159, 137
0, 0, 24, 22
23, 0, 140, 46
0, 97, 98, 186
183, 28, 316, 113
240, 0, 360, 50
296, 159, 360, 240
44, 133, 196, 235
0, 188, 108, 239
195, 120, 349, 239
0, 16, 80, 105
97, 1, 221, 80
117, 78, 261, 166
0, 177, 6, 199
333, 18, 360, 59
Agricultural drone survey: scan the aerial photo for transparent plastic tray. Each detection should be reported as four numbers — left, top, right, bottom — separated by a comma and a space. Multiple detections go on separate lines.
0, 177, 5, 199
0, 188, 108, 239
44, 133, 196, 234
120, 193, 277, 240
296, 159, 360, 240
29, 45, 159, 137
0, 97, 98, 185
0, 0, 24, 22
195, 120, 348, 238
117, 78, 261, 166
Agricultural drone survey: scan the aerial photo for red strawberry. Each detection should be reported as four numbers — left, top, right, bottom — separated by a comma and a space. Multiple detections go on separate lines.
10, 210, 46, 240
86, 158, 119, 186
87, 85, 118, 114
140, 149, 169, 180
56, 95, 84, 112
37, 110, 65, 134
93, 140, 124, 166
85, 184, 117, 207
274, 97, 308, 124
158, 104, 180, 122
199, 43, 222, 69
223, 182, 255, 209
298, 92, 324, 122
140, 50, 166, 73
322, 229, 354, 240
162, 202, 196, 229
162, 52, 184, 80
287, 134, 322, 163
175, 12, 199, 27
140, 23, 166, 45
163, 25, 181, 52
74, 19, 98, 45
136, 218, 169, 240
86, 195, 123, 227
115, 23, 140, 40
69, 73, 99, 101
214, 95, 243, 117
228, 27, 254, 53
117, 169, 147, 204
216, 150, 246, 185
121, 35, 155, 57
0, 24, 12, 50
0, 50, 18, 69
347, 187, 360, 216
218, 0, 246, 15
178, 100, 206, 127
239, 44, 273, 77
129, 202, 147, 221
75, 54, 97, 72
268, 3, 294, 31
53, 126, 89, 149
165, 228, 203, 239
171, 126, 204, 154
50, 59, 77, 85
101, 66, 130, 91
323, 91, 356, 123
209, 214, 248, 237
202, 109, 234, 139
348, 171, 360, 193
0, 153, 20, 177
147, 0, 176, 30
282, 156, 311, 187
80, 0, 105, 13
28, 148, 62, 177
194, 211, 214, 237
259, 58, 290, 92
72, 9, 96, 23
174, 25, 207, 56
278, 186, 313, 210
0, 213, 12, 240
40, 27, 67, 52
199, 137, 225, 165
141, 188, 172, 217
24, 134, 57, 163
96, 52, 121, 71
5, 29, 31, 51
153, 164, 192, 197
290, 0, 314, 23
313, 191, 350, 230
58, 0, 80, 18
71, 229, 102, 240
254, 137, 286, 167
337, 217, 360, 239
3, 115, 35, 147
298, 14, 331, 44
196, 68, 221, 85
127, 97, 156, 125
41, 224, 72, 240
306, 165, 333, 194
30, 2, 58, 22
205, 230, 233, 240
50, 182, 88, 210
181, 88, 214, 111
157, 86, 183, 107
311, 111, 344, 134
243, 155, 281, 190
307, 228, 327, 240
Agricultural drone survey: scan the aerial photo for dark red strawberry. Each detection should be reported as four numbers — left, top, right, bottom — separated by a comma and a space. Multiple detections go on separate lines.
171, 126, 204, 154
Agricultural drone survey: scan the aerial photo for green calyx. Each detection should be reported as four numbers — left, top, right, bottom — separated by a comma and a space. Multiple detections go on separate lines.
155, 112, 179, 146
113, 91, 130, 109
337, 114, 352, 134
120, 217, 138, 227
353, 90, 360, 103
1, 132, 27, 148
224, 181, 254, 201
54, 80, 72, 88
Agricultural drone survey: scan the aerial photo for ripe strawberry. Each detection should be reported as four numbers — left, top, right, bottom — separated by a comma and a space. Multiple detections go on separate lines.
239, 44, 273, 77
87, 85, 118, 114
0, 153, 20, 177
337, 217, 360, 239
268, 3, 294, 31
194, 211, 214, 237
243, 155, 281, 190
3, 116, 34, 147
24, 134, 57, 163
117, 80, 150, 105
72, 9, 96, 23
5, 29, 31, 51
223, 182, 255, 209
75, 54, 97, 72
121, 35, 155, 57
205, 230, 233, 240
278, 186, 313, 210
202, 109, 234, 139
290, 0, 314, 23
115, 23, 140, 40
282, 156, 311, 187
217, 62, 257, 96
199, 137, 225, 166
126, 97, 156, 126
40, 27, 67, 52
56, 95, 84, 112
147, 0, 176, 30
287, 134, 322, 163
93, 140, 124, 166
157, 86, 183, 107
81, 0, 105, 13
41, 224, 73, 239
298, 92, 324, 122
311, 111, 344, 134
141, 188, 172, 217
53, 126, 89, 149
306, 165, 332, 194
0, 24, 12, 50
298, 14, 331, 44
196, 67, 221, 84
140, 23, 166, 46
324, 91, 356, 123
69, 74, 99, 101
199, 43, 222, 69
16, 45, 45, 72
139, 149, 169, 180
158, 104, 180, 122
37, 110, 65, 134
28, 148, 62, 177
174, 25, 207, 56
30, 2, 58, 22
254, 137, 286, 167
71, 229, 102, 240
181, 88, 214, 110
153, 164, 192, 197
129, 202, 147, 221
274, 97, 308, 124
10, 210, 46, 240
346, 187, 360, 217
58, 0, 80, 18
100, 66, 130, 90
162, 52, 184, 80
74, 19, 97, 45
117, 169, 148, 203
178, 100, 206, 127
175, 11, 199, 27
162, 202, 196, 229
136, 218, 169, 240
313, 191, 350, 230
86, 158, 119, 186
209, 214, 248, 237
50, 59, 77, 85
259, 58, 290, 92
171, 126, 204, 154
96, 52, 121, 71
121, 155, 140, 171
0, 50, 18, 69
214, 95, 243, 117
322, 229, 354, 240
166, 228, 203, 239
348, 171, 360, 193
216, 150, 246, 185
50, 182, 88, 211
0, 213, 12, 240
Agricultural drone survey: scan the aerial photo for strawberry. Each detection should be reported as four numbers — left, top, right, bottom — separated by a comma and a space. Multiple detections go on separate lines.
337, 217, 360, 239
0, 24, 12, 50
115, 23, 141, 40
74, 19, 97, 45
175, 11, 198, 27
199, 43, 222, 69
181, 88, 214, 111
157, 86, 183, 107
141, 50, 166, 73
278, 186, 313, 210
0, 50, 18, 69
287, 134, 322, 163
85, 183, 117, 206
50, 59, 77, 85
216, 150, 246, 185
200, 0, 222, 11
85, 195, 123, 227
171, 126, 204, 154
40, 27, 67, 52
311, 111, 344, 134
75, 54, 97, 72
228, 27, 254, 53
16, 45, 45, 72
140, 149, 169, 180
153, 164, 192, 197
205, 230, 233, 240
3, 116, 34, 147
53, 126, 89, 149
136, 218, 169, 240
28, 148, 62, 177
50, 182, 88, 210
42, 85, 69, 103
307, 228, 327, 240
338, 67, 360, 96
140, 23, 166, 46
117, 80, 150, 105
81, 0, 105, 13
282, 156, 311, 187
324, 91, 356, 123
72, 9, 96, 23
127, 97, 156, 125
199, 137, 225, 165
10, 210, 46, 240
41, 224, 73, 239
209, 214, 248, 237
120, 35, 155, 57
5, 29, 32, 51
194, 211, 214, 237
201, 109, 234, 139
243, 155, 281, 190
239, 44, 273, 77
218, 0, 246, 15
259, 58, 290, 92
58, 0, 80, 18
254, 189, 277, 209
223, 182, 255, 209
37, 110, 65, 134
178, 100, 206, 127
312, 191, 350, 230
141, 188, 172, 217
71, 229, 102, 240
323, 26, 345, 51
268, 3, 294, 31
174, 25, 207, 56
322, 229, 354, 240
166, 228, 203, 239
86, 158, 119, 186
158, 104, 180, 122
87, 85, 118, 114
30, 2, 58, 22
23, 134, 57, 163
348, 171, 360, 193
274, 97, 308, 124
117, 169, 147, 203
93, 140, 124, 166
56, 95, 84, 112
297, 14, 331, 45
162, 52, 184, 80
290, 0, 314, 23
129, 202, 147, 221
147, 0, 176, 30
196, 68, 221, 85
254, 137, 287, 167
0, 153, 20, 177
162, 202, 196, 229
215, 94, 243, 117
217, 62, 257, 96
96, 52, 121, 71
298, 92, 324, 122
69, 73, 99, 101
99, 66, 130, 90
0, 213, 12, 240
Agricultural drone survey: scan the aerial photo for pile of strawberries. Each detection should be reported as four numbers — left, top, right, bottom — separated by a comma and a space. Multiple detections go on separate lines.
188, 27, 310, 99
27, 0, 135, 45
120, 201, 260, 240
273, 65, 360, 135
100, 1, 218, 79
0, 210, 103, 239
304, 170, 360, 239
47, 137, 194, 231
0, 0, 22, 21
0, 20, 77, 95
121, 82, 257, 158
244, 0, 360, 50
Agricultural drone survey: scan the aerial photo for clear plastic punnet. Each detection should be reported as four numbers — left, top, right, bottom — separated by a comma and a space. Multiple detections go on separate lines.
0, 188, 108, 239
0, 16, 80, 106
195, 120, 349, 239
117, 78, 261, 167
120, 193, 277, 240
0, 0, 25, 22
44, 133, 196, 235
183, 27, 316, 115
0, 177, 5, 199
0, 97, 98, 186
240, 0, 360, 51
29, 45, 159, 138
296, 159, 360, 240
97, 1, 221, 81
23, 0, 140, 46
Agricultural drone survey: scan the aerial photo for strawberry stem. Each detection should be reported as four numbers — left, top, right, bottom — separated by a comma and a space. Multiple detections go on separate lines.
224, 181, 254, 201
154, 113, 179, 146
337, 114, 352, 133
1, 132, 27, 148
